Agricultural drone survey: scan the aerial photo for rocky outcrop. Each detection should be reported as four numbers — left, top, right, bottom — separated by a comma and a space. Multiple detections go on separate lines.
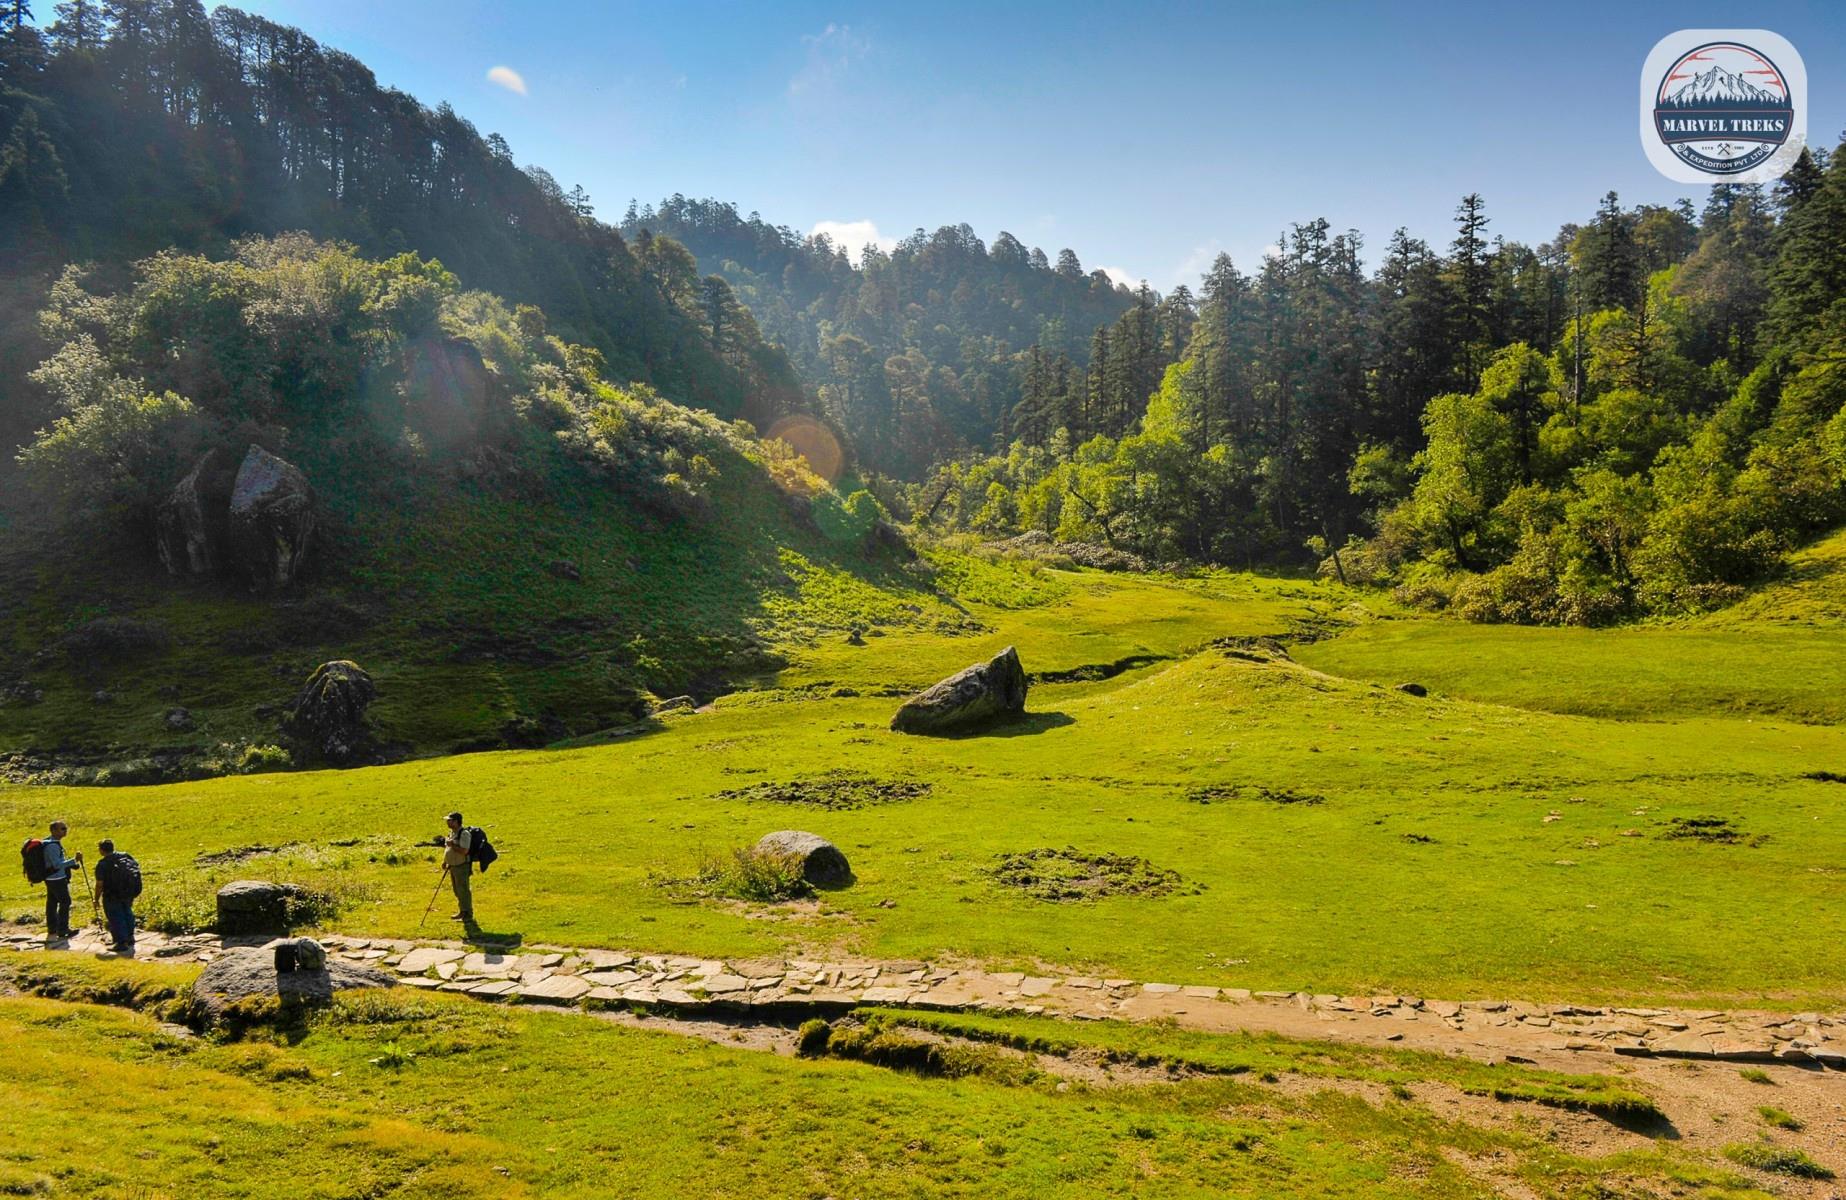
192, 944, 394, 1010
890, 646, 1029, 735
402, 336, 500, 452
229, 445, 316, 591
283, 661, 377, 765
215, 880, 305, 935
1395, 682, 1428, 697
756, 830, 853, 888
155, 450, 230, 578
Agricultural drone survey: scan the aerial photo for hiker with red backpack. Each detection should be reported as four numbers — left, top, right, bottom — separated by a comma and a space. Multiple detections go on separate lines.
21, 821, 84, 940
94, 840, 143, 952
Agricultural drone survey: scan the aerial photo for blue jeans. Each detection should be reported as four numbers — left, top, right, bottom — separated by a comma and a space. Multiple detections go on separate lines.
103, 896, 136, 948
45, 879, 71, 937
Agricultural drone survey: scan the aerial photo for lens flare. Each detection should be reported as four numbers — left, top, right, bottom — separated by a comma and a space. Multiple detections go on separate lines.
765, 414, 844, 482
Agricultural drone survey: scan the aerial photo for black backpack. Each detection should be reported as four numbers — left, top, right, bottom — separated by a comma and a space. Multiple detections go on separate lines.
466, 827, 498, 873
101, 853, 143, 900
20, 839, 47, 886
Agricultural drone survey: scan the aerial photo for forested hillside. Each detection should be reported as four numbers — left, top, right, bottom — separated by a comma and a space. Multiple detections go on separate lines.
909, 177, 1846, 623
0, 0, 804, 477
4, 3, 1845, 636
623, 197, 1144, 474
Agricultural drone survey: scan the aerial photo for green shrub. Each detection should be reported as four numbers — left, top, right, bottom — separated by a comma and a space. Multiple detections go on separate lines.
236, 744, 293, 774
1757, 1105, 1802, 1130
678, 846, 813, 903
1724, 1141, 1833, 1179
816, 1015, 1032, 1083
796, 1018, 833, 1057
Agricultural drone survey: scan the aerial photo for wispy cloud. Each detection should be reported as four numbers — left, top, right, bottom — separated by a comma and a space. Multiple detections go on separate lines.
1171, 240, 1225, 288
486, 66, 527, 96
1099, 266, 1142, 290
810, 219, 896, 265
789, 24, 870, 97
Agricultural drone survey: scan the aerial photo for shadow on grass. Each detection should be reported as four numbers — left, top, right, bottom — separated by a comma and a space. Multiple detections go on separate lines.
939, 711, 1075, 739
1603, 1107, 1681, 1140
551, 717, 668, 751
464, 928, 523, 948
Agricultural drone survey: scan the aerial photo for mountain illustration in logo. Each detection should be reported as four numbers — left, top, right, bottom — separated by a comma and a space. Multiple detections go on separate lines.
1660, 64, 1786, 109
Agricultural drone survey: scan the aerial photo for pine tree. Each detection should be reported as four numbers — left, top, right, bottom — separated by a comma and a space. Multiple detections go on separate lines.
48, 0, 100, 52
1448, 193, 1493, 380
1576, 191, 1640, 311
1765, 148, 1846, 349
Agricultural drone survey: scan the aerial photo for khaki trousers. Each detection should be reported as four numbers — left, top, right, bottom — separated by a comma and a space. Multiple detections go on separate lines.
448, 862, 473, 919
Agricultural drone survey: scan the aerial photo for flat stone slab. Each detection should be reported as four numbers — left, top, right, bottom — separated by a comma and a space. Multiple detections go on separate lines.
398, 948, 466, 973
581, 970, 643, 988
460, 952, 518, 975
468, 979, 521, 997
1654, 1031, 1715, 1057
518, 975, 591, 1003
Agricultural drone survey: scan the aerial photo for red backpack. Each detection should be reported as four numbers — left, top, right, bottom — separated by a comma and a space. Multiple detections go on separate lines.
21, 839, 49, 885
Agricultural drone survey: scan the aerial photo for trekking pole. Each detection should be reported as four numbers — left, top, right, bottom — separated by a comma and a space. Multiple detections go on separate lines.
416, 862, 449, 931
79, 861, 97, 927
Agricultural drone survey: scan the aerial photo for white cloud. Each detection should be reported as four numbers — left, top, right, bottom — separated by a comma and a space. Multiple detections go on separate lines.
810, 219, 896, 265
1171, 241, 1225, 288
790, 24, 870, 97
486, 66, 527, 96
1099, 266, 1141, 290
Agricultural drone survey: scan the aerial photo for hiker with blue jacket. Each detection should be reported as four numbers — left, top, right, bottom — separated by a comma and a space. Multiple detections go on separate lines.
40, 821, 82, 939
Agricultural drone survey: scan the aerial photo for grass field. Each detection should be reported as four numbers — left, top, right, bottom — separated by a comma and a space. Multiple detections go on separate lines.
4, 548, 1844, 1009
0, 954, 1770, 1200
1297, 527, 1846, 724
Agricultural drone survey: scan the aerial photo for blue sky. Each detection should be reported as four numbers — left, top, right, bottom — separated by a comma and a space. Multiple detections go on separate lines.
234, 0, 1845, 289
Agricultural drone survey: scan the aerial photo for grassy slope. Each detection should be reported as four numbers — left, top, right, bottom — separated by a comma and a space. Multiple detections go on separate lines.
4, 563, 1843, 1007
1295, 526, 1846, 724
0, 438, 953, 767
0, 955, 1756, 1200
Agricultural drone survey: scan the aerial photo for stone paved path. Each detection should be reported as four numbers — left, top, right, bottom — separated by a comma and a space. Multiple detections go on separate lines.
4, 924, 1841, 1069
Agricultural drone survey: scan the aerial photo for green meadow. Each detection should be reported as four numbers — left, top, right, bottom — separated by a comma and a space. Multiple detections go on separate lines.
5, 541, 1844, 1010
0, 955, 1768, 1200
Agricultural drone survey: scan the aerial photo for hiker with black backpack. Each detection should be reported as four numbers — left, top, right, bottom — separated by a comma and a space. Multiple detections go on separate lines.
21, 821, 83, 940
94, 840, 143, 953
434, 811, 498, 926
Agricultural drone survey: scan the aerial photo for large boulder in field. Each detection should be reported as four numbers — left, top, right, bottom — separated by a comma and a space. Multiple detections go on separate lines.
229, 445, 315, 591
192, 944, 394, 1012
890, 646, 1028, 735
756, 831, 852, 888
155, 450, 234, 578
282, 660, 377, 765
215, 880, 305, 935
